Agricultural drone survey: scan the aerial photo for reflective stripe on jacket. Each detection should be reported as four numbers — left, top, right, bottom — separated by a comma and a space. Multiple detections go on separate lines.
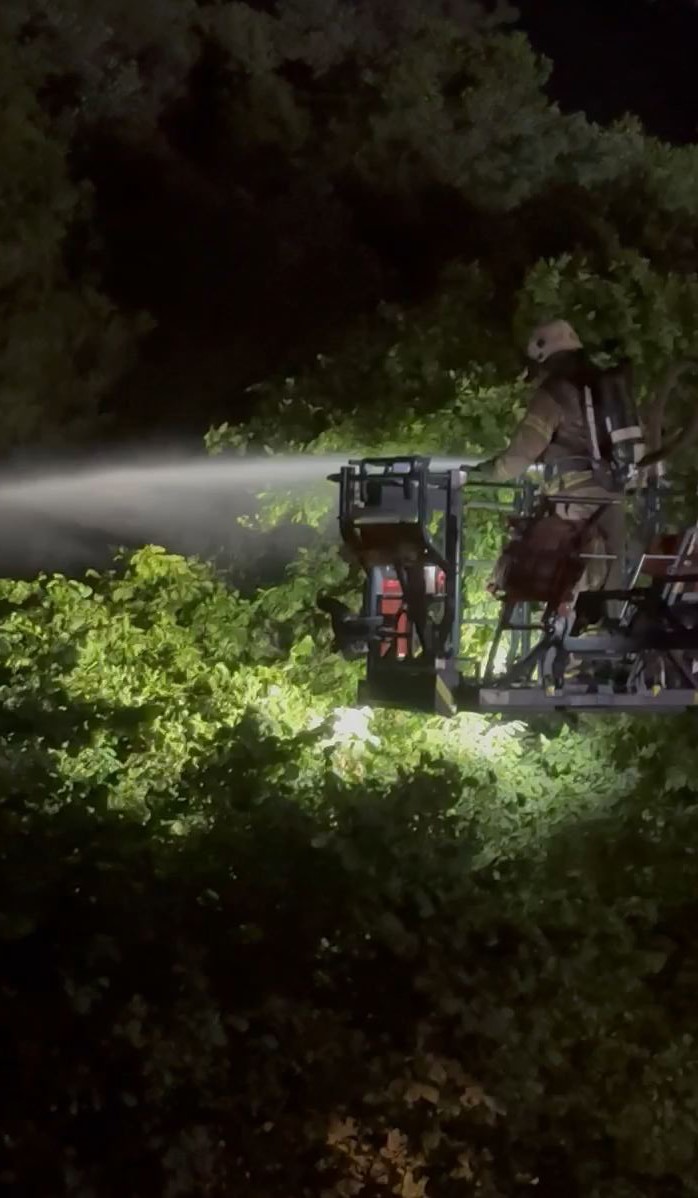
487, 367, 613, 490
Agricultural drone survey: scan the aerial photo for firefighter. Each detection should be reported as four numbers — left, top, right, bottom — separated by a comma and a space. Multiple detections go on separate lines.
475, 319, 625, 604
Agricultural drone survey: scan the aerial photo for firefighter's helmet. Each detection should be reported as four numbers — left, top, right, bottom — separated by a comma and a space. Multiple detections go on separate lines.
527, 319, 583, 364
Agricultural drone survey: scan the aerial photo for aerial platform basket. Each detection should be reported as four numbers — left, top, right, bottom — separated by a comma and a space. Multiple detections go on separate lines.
319, 455, 698, 717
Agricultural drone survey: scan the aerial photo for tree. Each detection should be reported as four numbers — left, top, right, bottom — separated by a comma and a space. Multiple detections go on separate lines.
7, 0, 698, 439
1, 538, 698, 1195
0, 28, 148, 453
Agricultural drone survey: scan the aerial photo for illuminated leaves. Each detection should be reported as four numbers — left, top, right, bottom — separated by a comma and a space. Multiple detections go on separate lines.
2, 515, 698, 1197
516, 251, 698, 388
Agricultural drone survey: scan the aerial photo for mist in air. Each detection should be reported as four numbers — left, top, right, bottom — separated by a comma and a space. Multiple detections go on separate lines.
0, 452, 351, 579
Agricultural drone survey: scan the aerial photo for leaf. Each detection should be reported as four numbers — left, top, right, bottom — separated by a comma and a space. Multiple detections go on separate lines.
405, 1082, 440, 1105
327, 1118, 359, 1146
398, 1171, 428, 1198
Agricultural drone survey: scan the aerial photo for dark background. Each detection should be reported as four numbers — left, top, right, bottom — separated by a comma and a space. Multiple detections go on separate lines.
517, 0, 698, 143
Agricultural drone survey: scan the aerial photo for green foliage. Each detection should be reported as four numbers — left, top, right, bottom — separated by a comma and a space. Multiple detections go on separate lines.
517, 250, 698, 388
1, 535, 697, 1195
0, 27, 149, 450
1, 0, 202, 132
205, 263, 529, 503
4, 525, 698, 1196
6, 3, 698, 1193
209, 246, 698, 497
0, 544, 611, 814
6, 0, 698, 442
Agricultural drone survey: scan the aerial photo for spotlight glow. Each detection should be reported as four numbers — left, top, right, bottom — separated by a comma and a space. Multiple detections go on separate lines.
328, 706, 379, 747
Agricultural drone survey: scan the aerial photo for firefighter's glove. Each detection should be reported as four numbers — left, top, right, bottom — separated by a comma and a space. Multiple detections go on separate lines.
467, 459, 495, 481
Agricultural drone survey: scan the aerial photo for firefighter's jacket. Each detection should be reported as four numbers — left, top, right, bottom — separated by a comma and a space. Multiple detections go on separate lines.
485, 357, 615, 494
483, 354, 624, 594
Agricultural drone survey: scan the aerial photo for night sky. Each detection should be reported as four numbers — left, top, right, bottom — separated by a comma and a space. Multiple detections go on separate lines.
517, 0, 698, 144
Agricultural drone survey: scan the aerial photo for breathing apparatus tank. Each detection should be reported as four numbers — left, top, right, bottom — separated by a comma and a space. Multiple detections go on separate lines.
585, 359, 646, 487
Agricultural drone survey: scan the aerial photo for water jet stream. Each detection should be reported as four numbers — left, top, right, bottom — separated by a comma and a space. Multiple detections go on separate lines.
0, 452, 479, 579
